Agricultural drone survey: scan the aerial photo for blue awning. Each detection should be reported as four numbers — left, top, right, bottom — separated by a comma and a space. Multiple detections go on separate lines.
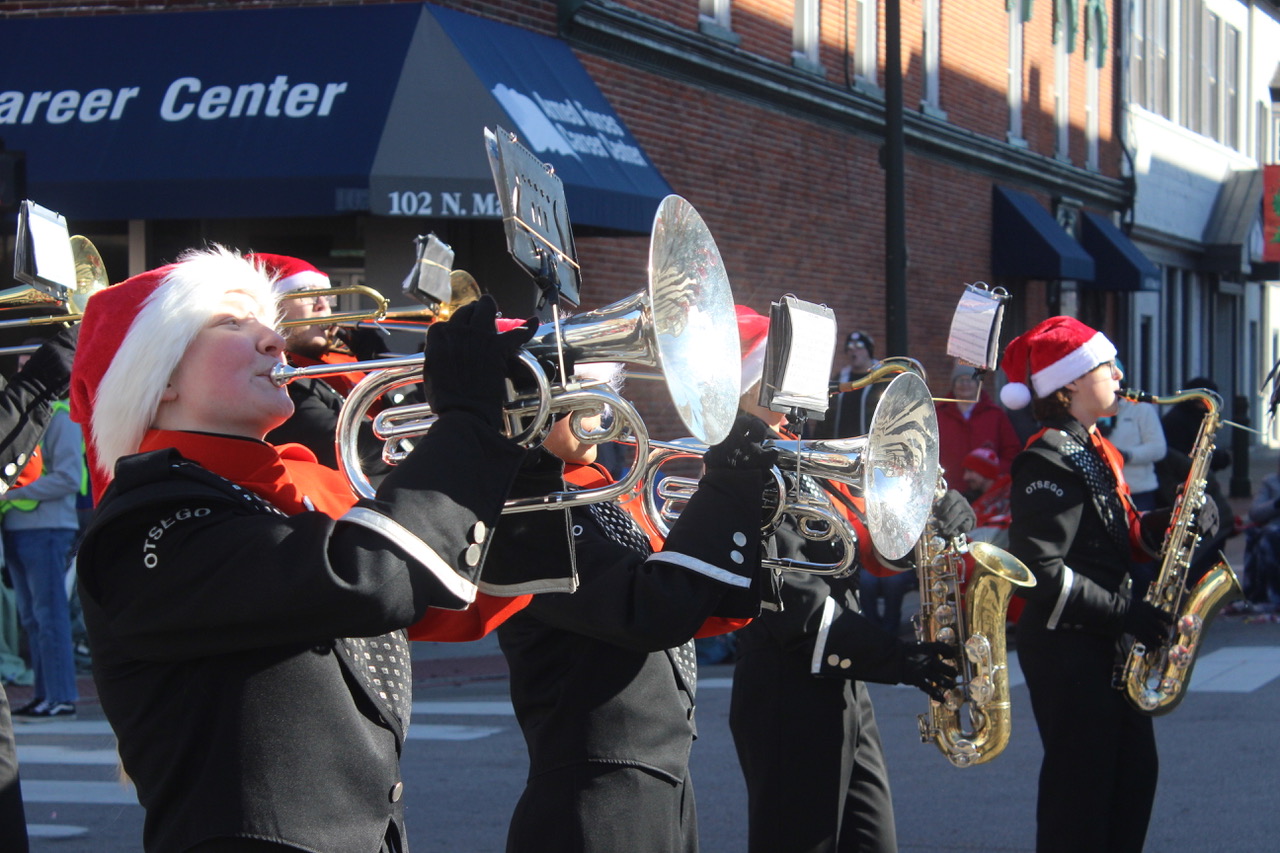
0, 3, 671, 232
991, 186, 1095, 281
1078, 211, 1161, 291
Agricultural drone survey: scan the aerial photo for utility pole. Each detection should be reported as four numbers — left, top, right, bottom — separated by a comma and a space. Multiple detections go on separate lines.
883, 0, 908, 356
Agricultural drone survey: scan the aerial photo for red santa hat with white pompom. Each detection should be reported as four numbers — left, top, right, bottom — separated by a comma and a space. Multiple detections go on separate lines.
999, 316, 1117, 410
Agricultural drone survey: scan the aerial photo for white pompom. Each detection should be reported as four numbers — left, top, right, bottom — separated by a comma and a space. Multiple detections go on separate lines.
1000, 382, 1032, 410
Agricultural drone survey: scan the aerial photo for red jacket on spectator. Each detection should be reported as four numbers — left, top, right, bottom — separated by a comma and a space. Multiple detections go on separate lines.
936, 392, 1022, 491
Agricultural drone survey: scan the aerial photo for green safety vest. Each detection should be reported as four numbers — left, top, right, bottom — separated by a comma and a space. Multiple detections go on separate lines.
0, 400, 88, 515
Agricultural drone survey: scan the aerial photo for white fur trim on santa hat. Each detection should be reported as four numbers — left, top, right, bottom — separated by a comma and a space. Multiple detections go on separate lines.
1000, 382, 1033, 410
1029, 330, 1117, 397
92, 247, 278, 476
273, 268, 329, 294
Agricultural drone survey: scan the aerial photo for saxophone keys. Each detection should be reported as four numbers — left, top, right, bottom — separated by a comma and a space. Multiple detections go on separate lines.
1168, 645, 1194, 669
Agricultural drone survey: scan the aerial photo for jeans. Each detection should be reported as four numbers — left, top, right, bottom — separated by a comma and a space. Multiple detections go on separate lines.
859, 569, 916, 636
2, 528, 79, 705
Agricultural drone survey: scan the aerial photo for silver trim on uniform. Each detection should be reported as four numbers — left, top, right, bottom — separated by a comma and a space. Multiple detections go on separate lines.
1047, 565, 1075, 630
810, 595, 837, 674
339, 506, 477, 605
647, 552, 751, 588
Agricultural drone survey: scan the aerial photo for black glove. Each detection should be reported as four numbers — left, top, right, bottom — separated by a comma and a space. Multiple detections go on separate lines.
1121, 599, 1173, 649
898, 640, 959, 702
1196, 494, 1221, 540
933, 488, 976, 538
703, 413, 778, 472
422, 295, 536, 430
1142, 495, 1221, 552
15, 324, 79, 400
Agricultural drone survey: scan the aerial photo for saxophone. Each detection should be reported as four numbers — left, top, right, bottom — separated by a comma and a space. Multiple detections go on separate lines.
1117, 388, 1243, 716
914, 474, 1035, 767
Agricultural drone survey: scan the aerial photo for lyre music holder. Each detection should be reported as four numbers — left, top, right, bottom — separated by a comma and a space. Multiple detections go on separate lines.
401, 233, 455, 309
484, 126, 581, 309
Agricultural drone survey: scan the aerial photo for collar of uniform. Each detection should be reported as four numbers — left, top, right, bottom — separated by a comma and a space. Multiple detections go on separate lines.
139, 428, 356, 517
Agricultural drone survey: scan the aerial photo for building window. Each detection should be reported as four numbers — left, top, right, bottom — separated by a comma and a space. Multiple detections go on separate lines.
1202, 10, 1219, 140
793, 0, 822, 74
855, 0, 878, 88
1223, 25, 1240, 150
921, 0, 942, 115
1131, 1, 1242, 150
1132, 0, 1171, 118
1086, 36, 1100, 170
699, 0, 738, 44
1007, 4, 1025, 144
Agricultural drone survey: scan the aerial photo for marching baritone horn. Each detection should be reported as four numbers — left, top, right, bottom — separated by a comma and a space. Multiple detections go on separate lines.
638, 370, 941, 574
275, 195, 743, 510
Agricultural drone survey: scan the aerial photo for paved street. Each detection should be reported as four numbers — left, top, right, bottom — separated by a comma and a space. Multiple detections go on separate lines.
11, 594, 1279, 852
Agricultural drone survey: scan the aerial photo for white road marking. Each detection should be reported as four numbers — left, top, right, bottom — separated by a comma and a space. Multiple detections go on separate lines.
17, 744, 120, 765
410, 700, 513, 715
407, 724, 505, 740
22, 780, 136, 805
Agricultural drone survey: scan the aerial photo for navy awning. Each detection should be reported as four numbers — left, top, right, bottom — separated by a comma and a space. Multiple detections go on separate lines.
1078, 211, 1161, 291
0, 3, 671, 232
991, 186, 1095, 281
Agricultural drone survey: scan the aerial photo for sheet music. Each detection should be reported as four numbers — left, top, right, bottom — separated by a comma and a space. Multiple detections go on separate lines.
765, 296, 836, 415
14, 200, 74, 293
947, 283, 1006, 369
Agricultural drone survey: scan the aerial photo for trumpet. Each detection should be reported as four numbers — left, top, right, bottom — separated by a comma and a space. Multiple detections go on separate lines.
277, 284, 389, 328
0, 235, 109, 356
637, 370, 941, 574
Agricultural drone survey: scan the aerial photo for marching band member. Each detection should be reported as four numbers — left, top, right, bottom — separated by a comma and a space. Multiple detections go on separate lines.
253, 253, 393, 481
728, 305, 970, 853
0, 325, 79, 853
1000, 316, 1218, 853
68, 247, 553, 853
489, 361, 776, 853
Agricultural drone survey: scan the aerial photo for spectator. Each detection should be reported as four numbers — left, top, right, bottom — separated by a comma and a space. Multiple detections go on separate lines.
936, 363, 1021, 494
1242, 459, 1280, 607
809, 330, 883, 439
3, 388, 83, 722
1107, 392, 1167, 512
962, 446, 1012, 548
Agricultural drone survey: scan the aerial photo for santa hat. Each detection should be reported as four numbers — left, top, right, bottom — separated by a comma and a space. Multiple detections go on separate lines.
963, 446, 1001, 480
248, 252, 330, 294
999, 315, 1117, 410
70, 246, 278, 498
735, 304, 770, 395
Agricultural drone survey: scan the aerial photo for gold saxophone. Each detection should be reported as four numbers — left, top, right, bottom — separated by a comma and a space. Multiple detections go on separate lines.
913, 475, 1035, 767
1117, 388, 1243, 715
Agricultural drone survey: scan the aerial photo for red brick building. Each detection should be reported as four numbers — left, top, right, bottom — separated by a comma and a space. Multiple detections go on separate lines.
1, 0, 1138, 437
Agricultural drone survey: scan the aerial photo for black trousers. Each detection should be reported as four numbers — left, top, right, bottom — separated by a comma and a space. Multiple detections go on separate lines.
731, 644, 896, 853
506, 762, 697, 853
1017, 613, 1158, 853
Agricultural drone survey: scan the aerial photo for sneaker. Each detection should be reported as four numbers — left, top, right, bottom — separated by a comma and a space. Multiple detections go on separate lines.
14, 701, 76, 723
10, 698, 46, 718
